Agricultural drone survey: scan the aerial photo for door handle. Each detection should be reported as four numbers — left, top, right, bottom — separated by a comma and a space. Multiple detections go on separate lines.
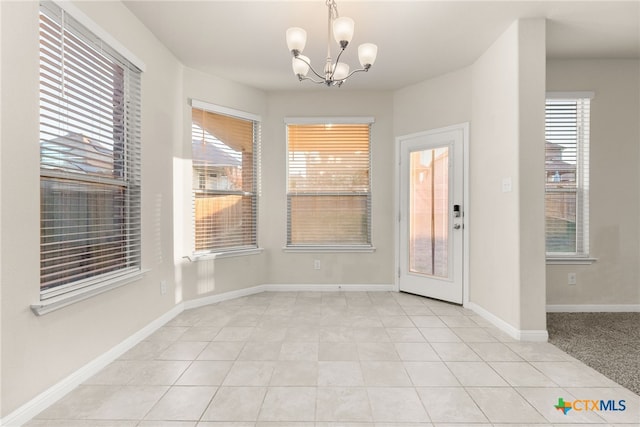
453, 224, 462, 230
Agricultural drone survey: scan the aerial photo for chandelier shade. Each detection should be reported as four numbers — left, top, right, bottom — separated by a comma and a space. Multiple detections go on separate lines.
358, 43, 378, 68
286, 0, 377, 87
332, 62, 350, 80
286, 27, 307, 53
332, 17, 354, 46
292, 55, 310, 76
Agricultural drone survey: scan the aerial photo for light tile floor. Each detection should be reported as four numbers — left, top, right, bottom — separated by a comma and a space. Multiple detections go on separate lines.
28, 291, 640, 426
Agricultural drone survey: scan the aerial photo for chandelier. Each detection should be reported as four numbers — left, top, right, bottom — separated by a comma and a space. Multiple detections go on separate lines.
285, 0, 378, 87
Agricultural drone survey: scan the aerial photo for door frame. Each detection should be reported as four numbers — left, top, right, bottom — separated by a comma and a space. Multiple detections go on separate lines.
394, 122, 470, 306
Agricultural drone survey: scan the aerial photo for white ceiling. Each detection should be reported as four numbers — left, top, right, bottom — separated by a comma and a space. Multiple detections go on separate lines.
123, 1, 640, 92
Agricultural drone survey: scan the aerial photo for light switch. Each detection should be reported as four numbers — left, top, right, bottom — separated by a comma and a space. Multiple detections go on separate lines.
502, 177, 512, 193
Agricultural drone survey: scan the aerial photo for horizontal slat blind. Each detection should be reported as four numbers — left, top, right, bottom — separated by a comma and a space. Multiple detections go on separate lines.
545, 97, 590, 255
192, 107, 258, 252
287, 123, 371, 246
39, 2, 142, 294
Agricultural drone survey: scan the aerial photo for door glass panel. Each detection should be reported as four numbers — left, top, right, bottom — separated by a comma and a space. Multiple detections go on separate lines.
409, 147, 449, 278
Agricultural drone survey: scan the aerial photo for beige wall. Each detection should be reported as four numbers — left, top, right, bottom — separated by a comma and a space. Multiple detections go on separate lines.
262, 91, 396, 286
392, 19, 548, 334
393, 67, 472, 135
469, 21, 522, 327
175, 68, 269, 302
546, 59, 640, 305
0, 0, 182, 416
517, 20, 547, 329
468, 19, 547, 332
173, 82, 395, 296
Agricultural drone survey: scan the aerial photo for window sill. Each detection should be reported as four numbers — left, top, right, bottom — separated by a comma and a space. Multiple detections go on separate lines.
186, 247, 264, 262
283, 245, 376, 253
31, 269, 148, 316
546, 257, 597, 265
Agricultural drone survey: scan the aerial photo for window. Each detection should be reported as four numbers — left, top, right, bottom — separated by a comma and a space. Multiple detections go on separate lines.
39, 2, 142, 298
286, 119, 373, 248
191, 103, 259, 253
545, 93, 592, 257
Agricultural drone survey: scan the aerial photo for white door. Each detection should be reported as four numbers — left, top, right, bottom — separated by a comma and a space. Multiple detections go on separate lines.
398, 125, 466, 304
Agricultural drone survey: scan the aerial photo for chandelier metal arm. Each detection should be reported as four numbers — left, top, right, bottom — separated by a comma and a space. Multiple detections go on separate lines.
295, 46, 350, 86
328, 46, 346, 80
298, 75, 329, 85
341, 64, 371, 81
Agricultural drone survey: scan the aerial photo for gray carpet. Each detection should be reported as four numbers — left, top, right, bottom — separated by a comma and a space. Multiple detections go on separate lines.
547, 312, 640, 396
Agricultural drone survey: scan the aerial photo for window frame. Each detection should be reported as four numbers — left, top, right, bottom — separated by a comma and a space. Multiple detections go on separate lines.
33, 1, 145, 315
284, 117, 375, 252
189, 99, 261, 259
544, 91, 595, 264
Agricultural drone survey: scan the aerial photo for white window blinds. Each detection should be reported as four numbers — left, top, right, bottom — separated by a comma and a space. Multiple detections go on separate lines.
191, 106, 259, 252
39, 2, 142, 295
545, 95, 591, 256
286, 121, 372, 247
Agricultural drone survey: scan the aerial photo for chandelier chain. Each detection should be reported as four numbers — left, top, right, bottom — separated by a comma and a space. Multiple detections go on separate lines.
326, 0, 339, 20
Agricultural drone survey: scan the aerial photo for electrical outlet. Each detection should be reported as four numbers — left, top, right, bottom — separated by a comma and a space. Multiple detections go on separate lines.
160, 280, 168, 295
314, 260, 321, 270
568, 273, 577, 286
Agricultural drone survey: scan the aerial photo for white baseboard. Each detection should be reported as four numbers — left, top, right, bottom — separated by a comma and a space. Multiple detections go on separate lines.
183, 285, 266, 310
546, 304, 640, 313
263, 283, 395, 293
182, 283, 395, 310
182, 284, 395, 311
1, 304, 183, 427
465, 301, 549, 342
519, 329, 550, 341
